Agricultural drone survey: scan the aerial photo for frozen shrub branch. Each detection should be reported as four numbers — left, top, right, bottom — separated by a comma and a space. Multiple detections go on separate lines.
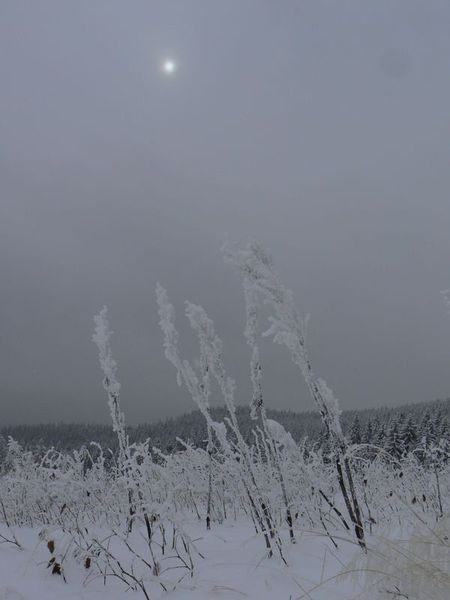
92, 306, 128, 464
224, 240, 365, 549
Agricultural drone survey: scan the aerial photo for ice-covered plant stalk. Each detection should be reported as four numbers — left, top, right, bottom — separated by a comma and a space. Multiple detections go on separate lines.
92, 306, 135, 530
243, 280, 264, 420
156, 285, 229, 452
224, 241, 366, 549
92, 307, 128, 464
157, 285, 284, 560
184, 299, 283, 553
242, 277, 296, 542
157, 284, 233, 532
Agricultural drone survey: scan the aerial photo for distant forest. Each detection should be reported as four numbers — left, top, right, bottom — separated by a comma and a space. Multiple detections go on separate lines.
1, 398, 449, 460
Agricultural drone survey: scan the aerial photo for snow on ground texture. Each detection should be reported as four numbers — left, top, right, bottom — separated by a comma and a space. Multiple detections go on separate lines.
0, 522, 358, 600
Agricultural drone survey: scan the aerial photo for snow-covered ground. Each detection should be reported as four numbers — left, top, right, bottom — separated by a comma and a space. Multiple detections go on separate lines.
0, 521, 361, 600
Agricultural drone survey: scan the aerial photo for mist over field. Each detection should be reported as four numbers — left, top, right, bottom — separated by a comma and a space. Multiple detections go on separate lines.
2, 1, 450, 425
2, 2, 450, 599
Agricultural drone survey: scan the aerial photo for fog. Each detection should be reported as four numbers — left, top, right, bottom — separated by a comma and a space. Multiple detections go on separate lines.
1, 1, 450, 424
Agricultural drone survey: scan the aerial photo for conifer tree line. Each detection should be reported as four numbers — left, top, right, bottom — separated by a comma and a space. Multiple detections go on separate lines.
334, 400, 449, 459
1, 397, 448, 460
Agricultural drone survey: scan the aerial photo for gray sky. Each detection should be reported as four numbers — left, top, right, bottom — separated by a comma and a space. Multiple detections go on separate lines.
1, 0, 450, 425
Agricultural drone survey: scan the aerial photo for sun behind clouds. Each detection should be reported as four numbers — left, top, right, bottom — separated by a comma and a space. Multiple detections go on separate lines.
162, 59, 176, 75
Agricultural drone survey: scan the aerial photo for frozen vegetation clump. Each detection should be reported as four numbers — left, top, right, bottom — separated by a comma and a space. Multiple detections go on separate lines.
0, 242, 449, 600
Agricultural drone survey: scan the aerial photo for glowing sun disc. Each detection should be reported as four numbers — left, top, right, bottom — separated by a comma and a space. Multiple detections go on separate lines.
162, 60, 176, 74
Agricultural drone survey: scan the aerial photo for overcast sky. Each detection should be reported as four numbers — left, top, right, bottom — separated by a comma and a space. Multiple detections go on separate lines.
1, 1, 450, 425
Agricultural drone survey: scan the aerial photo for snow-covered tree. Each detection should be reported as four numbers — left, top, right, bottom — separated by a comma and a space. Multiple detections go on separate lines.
349, 414, 362, 445
385, 418, 404, 460
400, 415, 418, 453
362, 418, 374, 445
419, 410, 438, 448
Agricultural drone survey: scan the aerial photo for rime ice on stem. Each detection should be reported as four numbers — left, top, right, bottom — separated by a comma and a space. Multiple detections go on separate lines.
224, 241, 366, 550
157, 284, 286, 560
92, 306, 128, 464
